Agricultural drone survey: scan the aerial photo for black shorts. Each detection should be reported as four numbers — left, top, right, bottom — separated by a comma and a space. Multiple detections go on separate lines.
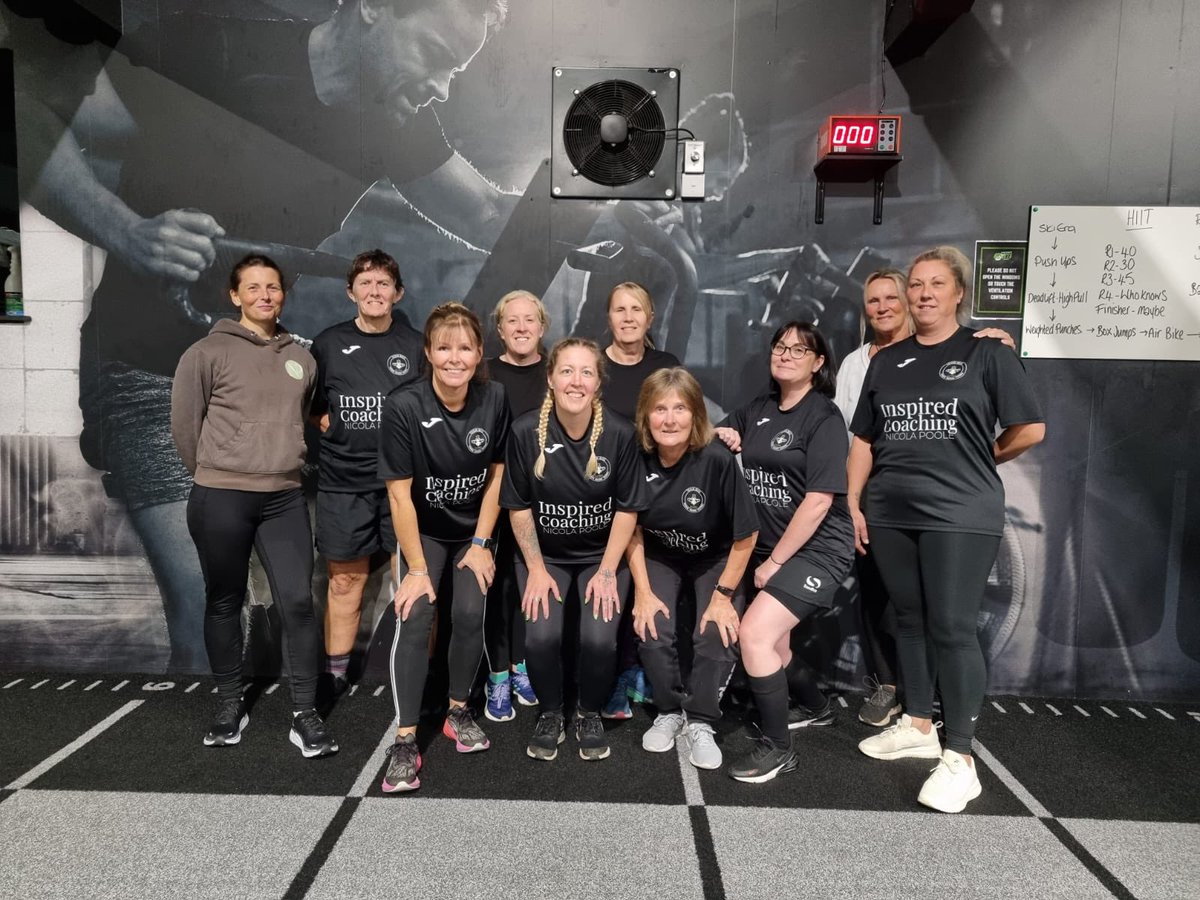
315, 488, 396, 561
760, 553, 843, 619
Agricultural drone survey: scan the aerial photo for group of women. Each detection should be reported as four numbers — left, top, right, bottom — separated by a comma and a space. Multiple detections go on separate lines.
171, 244, 1043, 814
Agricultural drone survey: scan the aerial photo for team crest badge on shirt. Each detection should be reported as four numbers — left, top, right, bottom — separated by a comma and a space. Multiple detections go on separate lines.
681, 487, 706, 513
770, 429, 794, 451
939, 361, 967, 381
466, 428, 490, 454
588, 455, 612, 482
387, 353, 411, 376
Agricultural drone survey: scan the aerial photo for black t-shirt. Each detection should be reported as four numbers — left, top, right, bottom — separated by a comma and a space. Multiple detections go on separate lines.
722, 392, 854, 573
501, 406, 650, 565
488, 357, 548, 419
640, 441, 759, 563
377, 379, 510, 542
311, 317, 423, 492
850, 326, 1043, 536
602, 348, 681, 421
88, 8, 453, 375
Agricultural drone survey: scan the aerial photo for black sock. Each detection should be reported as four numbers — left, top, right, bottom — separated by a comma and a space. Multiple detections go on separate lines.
748, 669, 791, 748
784, 656, 827, 712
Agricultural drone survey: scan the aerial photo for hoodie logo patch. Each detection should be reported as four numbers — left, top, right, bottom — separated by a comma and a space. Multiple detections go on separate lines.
285, 360, 304, 380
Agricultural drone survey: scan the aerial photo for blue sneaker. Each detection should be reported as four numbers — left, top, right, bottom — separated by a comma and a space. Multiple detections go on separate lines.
485, 673, 515, 722
602, 669, 634, 720
511, 663, 538, 707
627, 666, 654, 704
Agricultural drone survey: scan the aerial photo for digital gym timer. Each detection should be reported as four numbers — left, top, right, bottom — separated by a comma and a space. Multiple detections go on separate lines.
817, 115, 902, 158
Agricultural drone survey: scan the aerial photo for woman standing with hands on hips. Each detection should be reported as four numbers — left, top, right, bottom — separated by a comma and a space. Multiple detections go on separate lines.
502, 338, 649, 762
851, 247, 1043, 813
628, 368, 758, 769
376, 303, 510, 793
171, 254, 337, 757
715, 321, 855, 783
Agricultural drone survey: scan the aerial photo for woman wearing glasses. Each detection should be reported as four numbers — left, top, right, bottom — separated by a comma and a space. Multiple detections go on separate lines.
715, 321, 854, 782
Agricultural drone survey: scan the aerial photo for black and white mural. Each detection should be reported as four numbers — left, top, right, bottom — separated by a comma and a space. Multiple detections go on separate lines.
2, 0, 1197, 698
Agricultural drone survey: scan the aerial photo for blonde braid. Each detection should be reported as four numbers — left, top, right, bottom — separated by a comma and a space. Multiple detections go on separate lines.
585, 398, 604, 479
533, 390, 554, 480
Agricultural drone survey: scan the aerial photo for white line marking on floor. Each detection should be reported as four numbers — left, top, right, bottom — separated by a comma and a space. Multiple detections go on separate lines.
1127, 707, 1146, 719
373, 685, 385, 697
211, 686, 219, 693
1074, 705, 1090, 717
1045, 704, 1061, 716
1100, 706, 1118, 718
349, 684, 359, 696
185, 682, 199, 693
837, 696, 848, 708
349, 723, 399, 798
5, 700, 144, 790
57, 680, 76, 690
265, 682, 280, 695
675, 737, 705, 807
2, 678, 22, 689
84, 680, 101, 691
111, 680, 129, 692
973, 738, 1051, 819
1188, 712, 1200, 722
1018, 702, 1034, 714
1154, 708, 1175, 720
30, 679, 49, 690
991, 701, 1007, 713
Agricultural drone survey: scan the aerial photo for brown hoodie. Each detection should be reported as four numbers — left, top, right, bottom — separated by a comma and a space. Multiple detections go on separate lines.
171, 318, 316, 492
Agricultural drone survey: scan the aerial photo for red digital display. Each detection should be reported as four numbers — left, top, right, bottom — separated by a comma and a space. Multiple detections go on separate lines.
817, 115, 901, 159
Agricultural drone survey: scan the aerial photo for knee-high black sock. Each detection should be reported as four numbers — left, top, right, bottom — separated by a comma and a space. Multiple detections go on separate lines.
748, 669, 791, 748
784, 655, 827, 711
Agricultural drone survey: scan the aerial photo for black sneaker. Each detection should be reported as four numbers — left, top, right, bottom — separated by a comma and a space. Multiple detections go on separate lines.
858, 679, 901, 727
728, 735, 798, 783
381, 733, 422, 793
526, 711, 566, 761
788, 699, 835, 729
289, 709, 339, 758
203, 697, 248, 747
574, 711, 611, 761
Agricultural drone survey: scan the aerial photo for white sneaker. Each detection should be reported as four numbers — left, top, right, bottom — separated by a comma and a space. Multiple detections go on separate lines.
857, 713, 942, 760
918, 749, 982, 813
642, 712, 687, 752
684, 721, 722, 770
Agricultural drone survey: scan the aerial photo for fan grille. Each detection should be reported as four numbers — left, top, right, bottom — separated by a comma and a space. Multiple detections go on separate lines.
562, 79, 666, 186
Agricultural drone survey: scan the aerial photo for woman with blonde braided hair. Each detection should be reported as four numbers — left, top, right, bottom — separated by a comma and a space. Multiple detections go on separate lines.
501, 338, 649, 762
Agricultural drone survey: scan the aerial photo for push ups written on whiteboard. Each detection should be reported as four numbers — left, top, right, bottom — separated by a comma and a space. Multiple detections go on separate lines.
1023, 205, 1200, 361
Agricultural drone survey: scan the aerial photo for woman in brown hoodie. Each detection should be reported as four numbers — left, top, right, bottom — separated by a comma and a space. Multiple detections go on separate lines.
171, 254, 337, 758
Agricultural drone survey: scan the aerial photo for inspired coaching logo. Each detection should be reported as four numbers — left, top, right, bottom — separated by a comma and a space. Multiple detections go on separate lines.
803, 575, 823, 593
466, 428, 490, 454
387, 353, 411, 376
770, 429, 794, 452
681, 487, 706, 514
588, 456, 612, 483
939, 361, 967, 381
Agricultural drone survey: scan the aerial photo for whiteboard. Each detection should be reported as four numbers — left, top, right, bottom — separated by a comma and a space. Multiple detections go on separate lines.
1022, 205, 1200, 360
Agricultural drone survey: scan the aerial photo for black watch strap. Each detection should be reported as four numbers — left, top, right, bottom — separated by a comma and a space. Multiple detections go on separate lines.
714, 584, 735, 597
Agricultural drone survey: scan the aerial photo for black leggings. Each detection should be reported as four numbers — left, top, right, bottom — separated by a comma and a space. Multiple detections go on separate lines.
186, 485, 320, 710
868, 527, 1000, 754
516, 559, 630, 714
639, 554, 745, 723
483, 523, 526, 673
856, 547, 899, 687
389, 536, 486, 728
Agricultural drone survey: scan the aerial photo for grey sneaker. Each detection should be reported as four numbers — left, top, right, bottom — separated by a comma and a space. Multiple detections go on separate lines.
684, 721, 722, 770
858, 713, 941, 760
642, 711, 687, 753
858, 678, 902, 727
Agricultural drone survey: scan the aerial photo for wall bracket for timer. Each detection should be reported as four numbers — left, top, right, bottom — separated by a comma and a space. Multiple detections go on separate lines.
813, 115, 902, 225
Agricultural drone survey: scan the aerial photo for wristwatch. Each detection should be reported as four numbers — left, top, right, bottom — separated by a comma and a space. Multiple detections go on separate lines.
714, 584, 735, 598
471, 536, 495, 550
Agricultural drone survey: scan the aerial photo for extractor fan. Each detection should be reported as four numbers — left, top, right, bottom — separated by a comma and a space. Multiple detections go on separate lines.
551, 66, 680, 199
